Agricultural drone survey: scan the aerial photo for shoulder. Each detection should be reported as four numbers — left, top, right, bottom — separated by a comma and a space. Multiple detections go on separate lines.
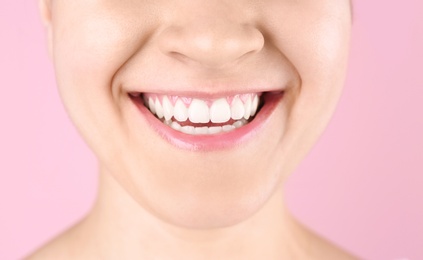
294, 221, 362, 260
305, 231, 362, 260
25, 232, 72, 260
24, 220, 92, 260
311, 241, 361, 260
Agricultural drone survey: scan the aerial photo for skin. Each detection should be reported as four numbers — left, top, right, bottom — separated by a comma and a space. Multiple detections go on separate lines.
29, 0, 357, 259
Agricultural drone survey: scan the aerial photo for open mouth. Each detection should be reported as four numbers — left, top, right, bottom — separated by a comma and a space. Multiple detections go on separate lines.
129, 92, 266, 135
129, 90, 284, 150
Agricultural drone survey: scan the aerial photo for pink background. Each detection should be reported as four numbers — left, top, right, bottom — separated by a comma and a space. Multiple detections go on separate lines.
1, 1, 422, 259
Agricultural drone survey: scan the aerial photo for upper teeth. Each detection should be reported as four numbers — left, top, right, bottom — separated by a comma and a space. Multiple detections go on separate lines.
143, 93, 261, 124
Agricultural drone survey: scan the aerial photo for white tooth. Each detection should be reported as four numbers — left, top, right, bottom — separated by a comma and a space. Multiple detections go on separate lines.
174, 99, 188, 122
155, 98, 164, 119
195, 127, 209, 135
243, 95, 252, 120
181, 126, 195, 135
210, 98, 231, 123
188, 99, 210, 123
162, 96, 174, 121
233, 120, 244, 128
171, 121, 181, 130
222, 125, 235, 132
164, 119, 172, 125
208, 126, 222, 134
251, 95, 259, 116
148, 98, 156, 114
231, 96, 245, 120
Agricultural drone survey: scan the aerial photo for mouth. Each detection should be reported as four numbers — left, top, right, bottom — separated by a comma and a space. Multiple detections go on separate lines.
129, 91, 284, 150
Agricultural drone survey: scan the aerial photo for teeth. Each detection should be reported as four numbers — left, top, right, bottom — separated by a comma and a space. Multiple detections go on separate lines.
158, 119, 248, 135
162, 96, 174, 121
170, 121, 181, 130
208, 126, 222, 134
222, 125, 235, 132
194, 127, 209, 135
181, 126, 195, 135
155, 99, 164, 119
148, 98, 156, 114
174, 99, 188, 122
210, 98, 231, 123
231, 96, 245, 120
232, 120, 244, 128
143, 93, 260, 135
188, 99, 210, 123
251, 95, 259, 116
243, 95, 252, 120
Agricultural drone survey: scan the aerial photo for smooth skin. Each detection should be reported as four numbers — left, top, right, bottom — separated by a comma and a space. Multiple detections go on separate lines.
29, 0, 357, 259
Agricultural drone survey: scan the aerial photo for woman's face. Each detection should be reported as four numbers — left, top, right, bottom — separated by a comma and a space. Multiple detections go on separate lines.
42, 0, 351, 228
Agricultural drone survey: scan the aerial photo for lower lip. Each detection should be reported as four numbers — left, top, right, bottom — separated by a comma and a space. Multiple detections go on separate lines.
130, 92, 284, 151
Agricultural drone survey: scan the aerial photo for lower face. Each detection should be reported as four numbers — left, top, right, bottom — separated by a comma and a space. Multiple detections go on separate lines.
50, 0, 351, 228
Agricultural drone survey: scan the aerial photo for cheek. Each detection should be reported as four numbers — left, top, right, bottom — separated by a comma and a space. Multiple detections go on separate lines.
52, 0, 157, 102
55, 17, 131, 93
260, 5, 351, 171
53, 20, 120, 154
51, 7, 152, 159
270, 14, 350, 113
261, 1, 351, 97
294, 20, 350, 119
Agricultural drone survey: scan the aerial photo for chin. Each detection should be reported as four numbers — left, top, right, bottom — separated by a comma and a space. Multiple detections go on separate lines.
121, 159, 282, 230
149, 189, 272, 230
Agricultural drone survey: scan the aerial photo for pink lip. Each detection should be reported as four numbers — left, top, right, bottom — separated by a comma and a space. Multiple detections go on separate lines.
130, 92, 284, 151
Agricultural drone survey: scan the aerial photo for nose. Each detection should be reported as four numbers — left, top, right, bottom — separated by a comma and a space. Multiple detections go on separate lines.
157, 12, 264, 69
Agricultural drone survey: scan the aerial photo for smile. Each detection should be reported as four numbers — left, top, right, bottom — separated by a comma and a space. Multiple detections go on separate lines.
129, 91, 284, 150
139, 93, 261, 135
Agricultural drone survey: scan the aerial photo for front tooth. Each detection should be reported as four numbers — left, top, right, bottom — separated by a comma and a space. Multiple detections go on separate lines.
148, 98, 156, 114
208, 126, 223, 134
162, 96, 174, 121
251, 95, 259, 116
210, 98, 231, 123
243, 95, 252, 120
155, 99, 164, 119
174, 99, 188, 122
231, 96, 245, 120
195, 127, 209, 135
188, 99, 210, 123
181, 126, 195, 134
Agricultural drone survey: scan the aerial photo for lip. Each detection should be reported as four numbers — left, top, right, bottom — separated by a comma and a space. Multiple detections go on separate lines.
129, 92, 284, 151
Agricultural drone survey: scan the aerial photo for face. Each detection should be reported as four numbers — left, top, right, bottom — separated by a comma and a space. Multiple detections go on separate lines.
41, 0, 351, 229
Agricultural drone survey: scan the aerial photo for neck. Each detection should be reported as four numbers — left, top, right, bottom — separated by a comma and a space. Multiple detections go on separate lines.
76, 167, 312, 259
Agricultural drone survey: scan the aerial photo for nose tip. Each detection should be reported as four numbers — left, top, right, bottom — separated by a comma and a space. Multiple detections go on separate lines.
158, 23, 264, 68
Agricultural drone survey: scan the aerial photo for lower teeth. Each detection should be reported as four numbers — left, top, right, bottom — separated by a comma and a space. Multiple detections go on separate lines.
164, 119, 248, 135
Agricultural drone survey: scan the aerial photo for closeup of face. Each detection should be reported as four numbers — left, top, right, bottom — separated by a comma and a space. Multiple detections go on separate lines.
41, 0, 351, 229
